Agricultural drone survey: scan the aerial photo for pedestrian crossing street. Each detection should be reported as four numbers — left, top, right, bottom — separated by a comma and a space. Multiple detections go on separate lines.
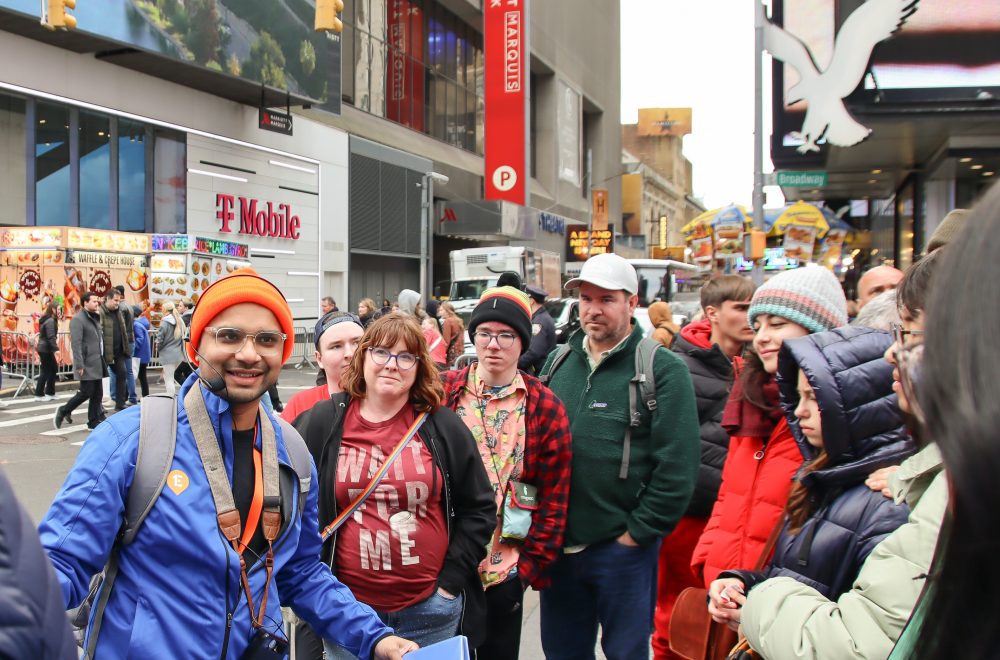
0, 382, 313, 444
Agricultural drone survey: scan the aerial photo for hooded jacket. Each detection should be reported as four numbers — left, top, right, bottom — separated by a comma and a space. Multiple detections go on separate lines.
722, 327, 915, 600
741, 443, 945, 660
133, 316, 152, 364
39, 376, 393, 659
671, 320, 736, 517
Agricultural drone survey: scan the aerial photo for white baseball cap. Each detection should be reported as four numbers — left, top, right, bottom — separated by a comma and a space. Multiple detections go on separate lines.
565, 253, 638, 294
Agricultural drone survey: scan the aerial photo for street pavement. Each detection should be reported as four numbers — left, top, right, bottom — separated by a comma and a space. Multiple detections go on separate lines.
0, 364, 614, 659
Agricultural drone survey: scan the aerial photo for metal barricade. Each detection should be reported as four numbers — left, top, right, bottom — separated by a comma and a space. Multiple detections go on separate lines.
293, 325, 317, 370
1, 330, 77, 399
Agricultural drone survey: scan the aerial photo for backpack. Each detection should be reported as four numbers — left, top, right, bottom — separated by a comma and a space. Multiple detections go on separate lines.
71, 393, 313, 658
539, 337, 662, 480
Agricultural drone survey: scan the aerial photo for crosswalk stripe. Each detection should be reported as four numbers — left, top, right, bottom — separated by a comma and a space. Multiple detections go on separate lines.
0, 413, 59, 428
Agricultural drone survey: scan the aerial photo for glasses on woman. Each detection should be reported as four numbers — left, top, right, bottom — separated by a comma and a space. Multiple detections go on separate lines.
473, 330, 516, 349
890, 322, 926, 424
367, 347, 418, 370
205, 327, 287, 356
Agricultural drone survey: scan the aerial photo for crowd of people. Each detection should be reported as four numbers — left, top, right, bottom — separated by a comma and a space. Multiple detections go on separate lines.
1, 187, 997, 659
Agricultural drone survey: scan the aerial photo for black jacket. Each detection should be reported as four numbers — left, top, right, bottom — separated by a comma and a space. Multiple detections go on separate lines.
724, 327, 915, 599
671, 329, 734, 517
294, 394, 495, 646
37, 314, 58, 354
518, 306, 556, 375
0, 467, 76, 659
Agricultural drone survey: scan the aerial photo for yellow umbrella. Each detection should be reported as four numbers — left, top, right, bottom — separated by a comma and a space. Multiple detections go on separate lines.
765, 201, 831, 238
682, 204, 750, 237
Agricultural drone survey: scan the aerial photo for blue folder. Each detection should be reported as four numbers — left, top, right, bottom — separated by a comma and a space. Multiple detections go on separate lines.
405, 635, 470, 660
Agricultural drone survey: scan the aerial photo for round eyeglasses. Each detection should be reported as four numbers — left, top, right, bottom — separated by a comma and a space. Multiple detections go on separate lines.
368, 347, 418, 370
473, 330, 517, 349
205, 327, 286, 356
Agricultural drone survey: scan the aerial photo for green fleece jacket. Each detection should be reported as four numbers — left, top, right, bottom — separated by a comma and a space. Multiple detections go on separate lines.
540, 323, 699, 547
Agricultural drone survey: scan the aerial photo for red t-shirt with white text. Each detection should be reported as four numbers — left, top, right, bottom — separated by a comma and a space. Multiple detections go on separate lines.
333, 400, 448, 611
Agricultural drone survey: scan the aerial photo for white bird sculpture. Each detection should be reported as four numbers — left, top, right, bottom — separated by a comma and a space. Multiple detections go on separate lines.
765, 0, 919, 154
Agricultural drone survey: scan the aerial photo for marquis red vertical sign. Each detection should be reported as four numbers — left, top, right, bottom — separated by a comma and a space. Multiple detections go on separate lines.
484, 0, 529, 206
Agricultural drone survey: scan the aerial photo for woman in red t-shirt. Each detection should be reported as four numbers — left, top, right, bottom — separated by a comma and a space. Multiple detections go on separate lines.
281, 312, 364, 424
294, 313, 495, 658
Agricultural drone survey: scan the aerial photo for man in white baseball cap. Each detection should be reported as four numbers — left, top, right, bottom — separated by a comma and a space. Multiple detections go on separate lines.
538, 253, 700, 658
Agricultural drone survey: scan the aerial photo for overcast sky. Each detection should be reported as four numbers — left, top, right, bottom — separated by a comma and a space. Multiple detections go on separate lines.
620, 0, 781, 210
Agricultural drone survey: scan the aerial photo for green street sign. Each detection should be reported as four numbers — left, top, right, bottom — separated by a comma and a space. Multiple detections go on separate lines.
776, 171, 828, 187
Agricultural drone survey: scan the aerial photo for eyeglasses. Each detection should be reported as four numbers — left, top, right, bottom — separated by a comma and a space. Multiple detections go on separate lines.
368, 347, 418, 370
473, 331, 517, 349
205, 327, 287, 356
890, 322, 924, 350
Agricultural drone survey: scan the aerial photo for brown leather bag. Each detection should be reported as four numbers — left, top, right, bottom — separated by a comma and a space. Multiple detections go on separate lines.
668, 519, 784, 660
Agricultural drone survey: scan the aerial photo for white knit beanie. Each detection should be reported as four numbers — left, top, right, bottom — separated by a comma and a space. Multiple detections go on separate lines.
748, 266, 848, 333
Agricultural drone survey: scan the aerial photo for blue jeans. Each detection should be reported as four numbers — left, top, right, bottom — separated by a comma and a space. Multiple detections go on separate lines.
540, 539, 660, 660
323, 590, 464, 659
108, 357, 136, 404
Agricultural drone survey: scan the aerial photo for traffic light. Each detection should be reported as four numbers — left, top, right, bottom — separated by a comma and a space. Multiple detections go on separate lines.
315, 0, 344, 33
43, 0, 77, 30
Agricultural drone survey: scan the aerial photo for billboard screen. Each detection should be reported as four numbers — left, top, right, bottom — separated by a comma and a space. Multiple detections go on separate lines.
770, 0, 1000, 162
0, 0, 341, 111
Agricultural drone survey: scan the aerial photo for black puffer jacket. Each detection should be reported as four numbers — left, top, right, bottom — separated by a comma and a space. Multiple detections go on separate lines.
0, 467, 76, 659
723, 327, 914, 599
671, 320, 734, 517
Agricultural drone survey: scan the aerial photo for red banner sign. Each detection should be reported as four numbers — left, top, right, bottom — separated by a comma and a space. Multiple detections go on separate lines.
387, 0, 425, 131
484, 0, 528, 205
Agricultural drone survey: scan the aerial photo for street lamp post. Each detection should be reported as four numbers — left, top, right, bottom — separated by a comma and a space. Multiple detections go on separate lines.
753, 1, 767, 285
421, 171, 449, 302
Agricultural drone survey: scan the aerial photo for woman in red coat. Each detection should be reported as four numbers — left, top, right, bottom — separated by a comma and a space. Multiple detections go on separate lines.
691, 267, 848, 589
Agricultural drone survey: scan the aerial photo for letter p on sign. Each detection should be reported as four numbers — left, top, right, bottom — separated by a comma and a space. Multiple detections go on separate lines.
492, 165, 517, 192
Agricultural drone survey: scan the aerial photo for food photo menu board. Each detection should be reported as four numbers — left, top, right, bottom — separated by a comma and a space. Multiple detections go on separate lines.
149, 234, 250, 325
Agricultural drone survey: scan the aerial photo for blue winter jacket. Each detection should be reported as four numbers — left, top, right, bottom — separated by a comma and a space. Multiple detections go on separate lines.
132, 316, 151, 364
39, 374, 393, 659
723, 327, 915, 599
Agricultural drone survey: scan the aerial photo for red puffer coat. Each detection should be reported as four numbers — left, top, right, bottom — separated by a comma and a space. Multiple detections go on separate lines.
691, 416, 801, 586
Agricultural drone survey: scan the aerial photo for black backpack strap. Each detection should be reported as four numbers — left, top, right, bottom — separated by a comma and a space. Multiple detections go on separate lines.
276, 417, 313, 517
538, 344, 572, 386
84, 394, 178, 658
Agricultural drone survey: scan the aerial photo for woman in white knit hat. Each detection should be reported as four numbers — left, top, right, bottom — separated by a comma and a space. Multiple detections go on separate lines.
690, 265, 848, 632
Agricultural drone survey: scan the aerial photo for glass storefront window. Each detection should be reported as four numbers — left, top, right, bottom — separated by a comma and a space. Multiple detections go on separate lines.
153, 131, 186, 234
35, 103, 71, 226
79, 111, 112, 229
118, 119, 147, 232
0, 94, 26, 226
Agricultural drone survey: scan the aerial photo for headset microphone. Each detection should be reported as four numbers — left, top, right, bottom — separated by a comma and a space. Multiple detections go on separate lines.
184, 332, 228, 396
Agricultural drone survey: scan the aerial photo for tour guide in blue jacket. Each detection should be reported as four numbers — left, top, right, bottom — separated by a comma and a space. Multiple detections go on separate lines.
39, 269, 416, 659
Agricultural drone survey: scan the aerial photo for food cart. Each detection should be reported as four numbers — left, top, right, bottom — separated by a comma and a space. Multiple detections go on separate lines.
149, 234, 250, 325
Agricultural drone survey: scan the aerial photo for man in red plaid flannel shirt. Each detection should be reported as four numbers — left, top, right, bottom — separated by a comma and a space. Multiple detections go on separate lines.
441, 285, 572, 660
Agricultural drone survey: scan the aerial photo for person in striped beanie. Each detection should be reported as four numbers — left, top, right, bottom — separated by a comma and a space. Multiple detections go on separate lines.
748, 266, 848, 335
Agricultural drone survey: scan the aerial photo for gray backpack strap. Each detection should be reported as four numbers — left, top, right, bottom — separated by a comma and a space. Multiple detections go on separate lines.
538, 344, 572, 386
621, 339, 662, 480
84, 394, 177, 659
276, 417, 312, 516
122, 394, 177, 544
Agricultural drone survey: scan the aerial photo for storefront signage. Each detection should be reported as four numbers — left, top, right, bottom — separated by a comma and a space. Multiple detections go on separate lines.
18, 269, 41, 299
1, 228, 62, 248
216, 194, 301, 240
592, 189, 609, 231
484, 0, 529, 206
194, 236, 251, 259
152, 234, 191, 252
259, 108, 293, 136
66, 250, 150, 269
67, 229, 150, 253
566, 227, 614, 262
539, 212, 565, 235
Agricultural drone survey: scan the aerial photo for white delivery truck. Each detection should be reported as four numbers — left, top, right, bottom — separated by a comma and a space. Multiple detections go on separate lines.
448, 246, 561, 315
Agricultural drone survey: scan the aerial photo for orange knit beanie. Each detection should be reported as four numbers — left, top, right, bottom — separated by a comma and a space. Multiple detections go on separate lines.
187, 268, 295, 364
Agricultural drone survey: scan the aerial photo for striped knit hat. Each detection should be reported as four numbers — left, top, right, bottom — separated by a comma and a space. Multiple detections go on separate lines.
469, 286, 533, 354
748, 266, 847, 334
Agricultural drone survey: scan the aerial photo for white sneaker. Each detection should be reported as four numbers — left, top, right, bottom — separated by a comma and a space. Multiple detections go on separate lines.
33, 396, 45, 402
0, 400, 9, 408
44, 395, 56, 401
